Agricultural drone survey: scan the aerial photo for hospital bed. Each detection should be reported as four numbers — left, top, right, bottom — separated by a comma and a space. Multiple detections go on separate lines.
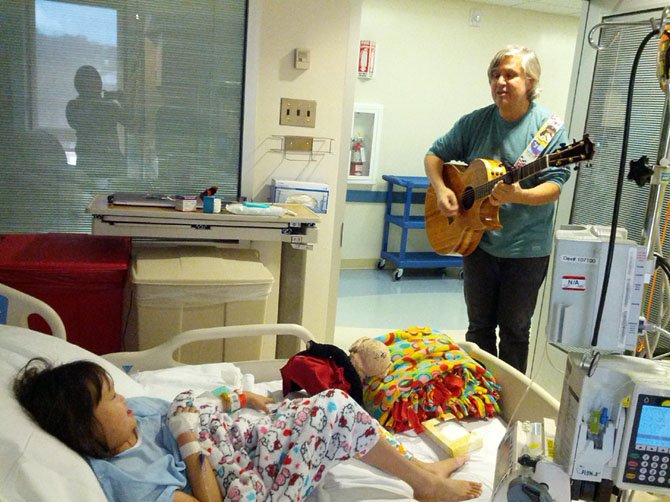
0, 323, 558, 501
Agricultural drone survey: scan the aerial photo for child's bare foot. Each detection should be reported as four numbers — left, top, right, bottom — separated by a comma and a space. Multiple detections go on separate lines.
413, 456, 469, 478
414, 476, 482, 501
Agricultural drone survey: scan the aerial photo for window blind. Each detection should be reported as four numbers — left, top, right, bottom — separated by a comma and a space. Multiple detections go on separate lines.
0, 0, 247, 233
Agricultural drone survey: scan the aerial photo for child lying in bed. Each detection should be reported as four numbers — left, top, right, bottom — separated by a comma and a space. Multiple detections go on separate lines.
13, 357, 482, 502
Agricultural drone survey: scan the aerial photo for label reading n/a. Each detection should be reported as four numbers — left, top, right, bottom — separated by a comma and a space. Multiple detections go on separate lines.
562, 275, 586, 291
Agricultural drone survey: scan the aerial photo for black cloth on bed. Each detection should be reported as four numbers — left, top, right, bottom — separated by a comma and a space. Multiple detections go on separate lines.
280, 341, 364, 406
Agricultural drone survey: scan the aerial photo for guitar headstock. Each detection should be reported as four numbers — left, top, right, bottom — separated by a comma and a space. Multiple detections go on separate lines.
549, 134, 595, 167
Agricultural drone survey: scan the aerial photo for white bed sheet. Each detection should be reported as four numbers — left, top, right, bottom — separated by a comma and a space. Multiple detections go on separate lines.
0, 327, 504, 502
132, 360, 505, 502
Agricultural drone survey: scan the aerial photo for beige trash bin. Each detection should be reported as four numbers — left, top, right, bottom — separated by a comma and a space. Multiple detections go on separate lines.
131, 246, 274, 363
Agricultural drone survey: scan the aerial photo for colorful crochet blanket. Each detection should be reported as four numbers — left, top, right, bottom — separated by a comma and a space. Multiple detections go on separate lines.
363, 327, 501, 433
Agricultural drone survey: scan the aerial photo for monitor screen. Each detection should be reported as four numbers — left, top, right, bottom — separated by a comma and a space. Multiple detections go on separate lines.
636, 402, 670, 448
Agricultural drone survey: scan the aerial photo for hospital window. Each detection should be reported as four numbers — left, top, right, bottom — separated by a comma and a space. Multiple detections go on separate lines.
0, 0, 247, 233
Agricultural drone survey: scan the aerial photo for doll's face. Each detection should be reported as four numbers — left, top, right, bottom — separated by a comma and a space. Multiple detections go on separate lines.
350, 338, 391, 378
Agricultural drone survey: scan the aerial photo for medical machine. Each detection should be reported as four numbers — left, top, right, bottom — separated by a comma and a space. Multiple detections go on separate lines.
554, 352, 670, 498
500, 224, 669, 501
527, 226, 667, 500
547, 225, 646, 354
494, 352, 670, 501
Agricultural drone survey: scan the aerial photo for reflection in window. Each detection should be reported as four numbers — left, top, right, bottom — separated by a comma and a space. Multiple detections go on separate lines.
35, 0, 118, 139
0, 0, 246, 233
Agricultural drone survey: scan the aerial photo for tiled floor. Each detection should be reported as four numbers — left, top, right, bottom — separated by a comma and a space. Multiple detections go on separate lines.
334, 268, 468, 349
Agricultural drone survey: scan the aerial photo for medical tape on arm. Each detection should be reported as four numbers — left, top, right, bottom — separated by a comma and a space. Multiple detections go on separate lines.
179, 441, 202, 459
168, 411, 200, 438
168, 412, 207, 460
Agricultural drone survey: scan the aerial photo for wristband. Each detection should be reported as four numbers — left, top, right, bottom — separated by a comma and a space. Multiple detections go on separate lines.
237, 391, 247, 409
211, 386, 230, 397
228, 391, 241, 411
211, 386, 245, 412
179, 441, 201, 459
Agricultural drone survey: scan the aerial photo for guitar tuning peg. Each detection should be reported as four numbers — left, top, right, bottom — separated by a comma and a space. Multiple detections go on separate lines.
560, 143, 566, 148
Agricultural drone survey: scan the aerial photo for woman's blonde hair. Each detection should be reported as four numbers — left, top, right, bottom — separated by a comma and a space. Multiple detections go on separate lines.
487, 45, 542, 101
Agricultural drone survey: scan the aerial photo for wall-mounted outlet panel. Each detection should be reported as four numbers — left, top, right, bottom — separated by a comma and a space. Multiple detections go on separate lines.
280, 98, 316, 128
283, 136, 314, 152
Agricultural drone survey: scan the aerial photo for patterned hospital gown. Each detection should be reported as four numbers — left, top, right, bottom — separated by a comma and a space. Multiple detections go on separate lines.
169, 388, 380, 501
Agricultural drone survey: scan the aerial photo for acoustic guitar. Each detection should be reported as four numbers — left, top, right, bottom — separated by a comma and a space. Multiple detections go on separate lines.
425, 135, 595, 256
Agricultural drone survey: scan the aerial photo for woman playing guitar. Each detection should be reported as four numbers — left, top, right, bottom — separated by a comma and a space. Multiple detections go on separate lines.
424, 45, 571, 374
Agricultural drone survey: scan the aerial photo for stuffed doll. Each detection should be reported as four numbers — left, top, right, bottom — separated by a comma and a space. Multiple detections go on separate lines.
280, 336, 391, 407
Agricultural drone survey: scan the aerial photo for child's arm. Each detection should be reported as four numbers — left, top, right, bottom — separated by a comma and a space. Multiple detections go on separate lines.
168, 390, 273, 501
168, 397, 221, 501
212, 387, 274, 413
238, 390, 274, 413
175, 429, 222, 502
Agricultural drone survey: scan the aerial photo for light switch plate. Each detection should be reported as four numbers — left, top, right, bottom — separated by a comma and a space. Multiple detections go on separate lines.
280, 98, 316, 127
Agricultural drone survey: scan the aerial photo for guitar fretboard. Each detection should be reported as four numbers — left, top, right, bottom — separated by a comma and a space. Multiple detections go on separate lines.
471, 156, 550, 201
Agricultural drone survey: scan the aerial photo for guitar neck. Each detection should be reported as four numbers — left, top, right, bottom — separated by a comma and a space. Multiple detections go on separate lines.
473, 156, 550, 200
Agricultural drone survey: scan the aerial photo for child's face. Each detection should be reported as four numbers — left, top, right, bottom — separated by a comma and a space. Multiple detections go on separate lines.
93, 378, 137, 454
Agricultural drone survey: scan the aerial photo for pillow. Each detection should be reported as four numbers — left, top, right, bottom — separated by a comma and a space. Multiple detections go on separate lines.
0, 325, 144, 502
363, 327, 501, 433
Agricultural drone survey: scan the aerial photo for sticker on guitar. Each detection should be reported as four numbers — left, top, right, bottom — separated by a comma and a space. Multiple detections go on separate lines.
424, 134, 595, 256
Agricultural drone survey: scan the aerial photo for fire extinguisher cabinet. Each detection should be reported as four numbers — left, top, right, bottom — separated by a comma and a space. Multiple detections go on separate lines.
348, 103, 382, 184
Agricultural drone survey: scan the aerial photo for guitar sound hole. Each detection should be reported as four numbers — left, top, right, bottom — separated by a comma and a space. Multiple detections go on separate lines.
462, 187, 475, 210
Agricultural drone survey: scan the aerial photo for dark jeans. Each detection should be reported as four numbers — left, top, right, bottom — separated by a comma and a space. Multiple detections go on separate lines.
463, 247, 549, 374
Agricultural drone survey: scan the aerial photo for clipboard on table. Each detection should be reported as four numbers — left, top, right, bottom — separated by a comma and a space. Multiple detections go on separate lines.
108, 193, 178, 208
108, 192, 214, 209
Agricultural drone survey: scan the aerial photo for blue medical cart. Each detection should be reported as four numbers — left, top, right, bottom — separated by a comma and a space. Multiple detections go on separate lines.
379, 175, 463, 281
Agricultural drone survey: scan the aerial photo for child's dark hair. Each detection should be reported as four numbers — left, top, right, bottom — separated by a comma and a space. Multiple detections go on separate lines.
13, 357, 114, 458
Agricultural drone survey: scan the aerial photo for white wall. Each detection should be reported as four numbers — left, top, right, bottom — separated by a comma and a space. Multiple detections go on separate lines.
248, 1, 361, 342
342, 0, 581, 265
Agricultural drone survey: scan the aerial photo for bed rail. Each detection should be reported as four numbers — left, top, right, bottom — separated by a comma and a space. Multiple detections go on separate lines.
103, 325, 559, 422
103, 323, 315, 382
460, 341, 560, 423
0, 282, 67, 340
